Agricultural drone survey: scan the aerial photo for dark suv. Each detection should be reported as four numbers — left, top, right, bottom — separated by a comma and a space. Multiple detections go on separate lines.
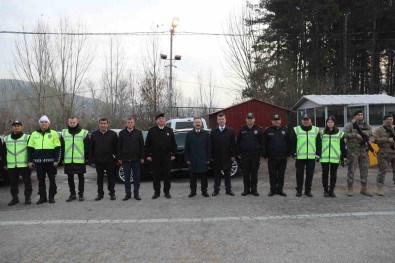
116, 130, 240, 183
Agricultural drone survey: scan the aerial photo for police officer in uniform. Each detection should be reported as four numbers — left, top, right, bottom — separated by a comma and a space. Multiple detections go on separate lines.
237, 112, 264, 196
61, 117, 89, 202
372, 114, 395, 196
28, 115, 61, 204
2, 120, 32, 206
292, 114, 321, 197
263, 114, 291, 196
145, 113, 177, 199
211, 113, 236, 196
343, 110, 373, 197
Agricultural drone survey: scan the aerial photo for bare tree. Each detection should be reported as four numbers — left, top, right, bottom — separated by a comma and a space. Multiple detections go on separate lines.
223, 3, 263, 95
12, 22, 52, 116
138, 34, 167, 126
49, 18, 94, 124
100, 38, 127, 126
195, 68, 217, 115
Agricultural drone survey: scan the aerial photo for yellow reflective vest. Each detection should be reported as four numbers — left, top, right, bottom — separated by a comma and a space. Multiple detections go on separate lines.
294, 126, 319, 159
62, 129, 88, 164
4, 134, 29, 168
320, 131, 344, 164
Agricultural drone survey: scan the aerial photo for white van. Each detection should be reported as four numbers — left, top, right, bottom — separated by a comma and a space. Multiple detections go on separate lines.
166, 117, 208, 131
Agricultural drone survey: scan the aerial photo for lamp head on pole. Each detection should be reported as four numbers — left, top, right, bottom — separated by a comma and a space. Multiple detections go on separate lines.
171, 17, 179, 29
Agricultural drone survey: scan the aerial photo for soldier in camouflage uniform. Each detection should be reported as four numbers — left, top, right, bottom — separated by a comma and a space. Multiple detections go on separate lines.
343, 110, 373, 197
372, 114, 395, 196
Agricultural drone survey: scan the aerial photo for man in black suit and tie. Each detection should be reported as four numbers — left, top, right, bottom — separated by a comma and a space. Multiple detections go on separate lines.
210, 113, 236, 196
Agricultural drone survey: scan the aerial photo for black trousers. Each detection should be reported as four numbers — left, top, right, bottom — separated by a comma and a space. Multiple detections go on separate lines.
241, 154, 260, 191
67, 173, 84, 196
295, 159, 315, 192
8, 167, 32, 198
190, 172, 208, 194
214, 167, 231, 192
36, 163, 57, 200
268, 159, 287, 191
152, 155, 172, 194
95, 161, 115, 196
321, 163, 339, 192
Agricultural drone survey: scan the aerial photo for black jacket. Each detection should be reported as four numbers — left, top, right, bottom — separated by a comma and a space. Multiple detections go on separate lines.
211, 126, 236, 170
263, 126, 292, 160
89, 129, 118, 163
291, 125, 322, 158
117, 128, 145, 162
237, 124, 264, 155
144, 126, 177, 157
184, 129, 211, 173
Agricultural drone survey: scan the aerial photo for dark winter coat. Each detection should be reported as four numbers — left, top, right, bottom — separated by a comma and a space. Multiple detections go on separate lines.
144, 126, 177, 158
263, 126, 292, 160
89, 129, 118, 163
184, 129, 211, 173
210, 126, 236, 170
117, 128, 144, 162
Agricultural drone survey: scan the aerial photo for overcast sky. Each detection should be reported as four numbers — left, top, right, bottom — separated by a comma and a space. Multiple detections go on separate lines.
0, 0, 250, 107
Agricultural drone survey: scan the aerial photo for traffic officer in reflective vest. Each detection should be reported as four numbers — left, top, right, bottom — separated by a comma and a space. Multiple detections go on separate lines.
2, 120, 32, 206
292, 114, 321, 197
319, 116, 347, 198
61, 116, 89, 202
28, 115, 61, 204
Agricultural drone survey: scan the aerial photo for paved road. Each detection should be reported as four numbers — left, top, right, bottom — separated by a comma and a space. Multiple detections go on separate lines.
1, 159, 395, 263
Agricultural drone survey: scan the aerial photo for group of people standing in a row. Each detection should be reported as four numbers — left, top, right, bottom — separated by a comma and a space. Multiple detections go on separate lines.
3, 109, 394, 207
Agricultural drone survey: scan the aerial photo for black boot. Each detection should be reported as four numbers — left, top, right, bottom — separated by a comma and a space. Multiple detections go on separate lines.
66, 194, 77, 202
241, 187, 250, 196
24, 196, 31, 205
250, 186, 259, 196
8, 196, 19, 206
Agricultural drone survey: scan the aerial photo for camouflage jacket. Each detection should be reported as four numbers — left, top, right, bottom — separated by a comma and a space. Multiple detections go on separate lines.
373, 126, 395, 154
343, 120, 373, 149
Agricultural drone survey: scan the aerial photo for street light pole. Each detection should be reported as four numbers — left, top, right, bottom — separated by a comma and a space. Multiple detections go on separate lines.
168, 17, 179, 118
169, 27, 174, 118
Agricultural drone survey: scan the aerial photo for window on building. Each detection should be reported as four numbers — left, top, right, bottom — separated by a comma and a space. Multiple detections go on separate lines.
315, 107, 326, 127
327, 105, 344, 127
384, 105, 395, 116
369, 105, 384, 125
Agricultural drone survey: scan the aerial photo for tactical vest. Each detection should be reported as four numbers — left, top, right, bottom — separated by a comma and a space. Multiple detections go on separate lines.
294, 126, 319, 159
62, 129, 88, 164
4, 134, 29, 168
320, 131, 344, 163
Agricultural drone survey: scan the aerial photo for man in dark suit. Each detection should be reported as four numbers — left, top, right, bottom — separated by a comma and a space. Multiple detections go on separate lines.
89, 118, 118, 201
145, 113, 177, 199
117, 117, 145, 201
210, 113, 236, 196
184, 117, 211, 197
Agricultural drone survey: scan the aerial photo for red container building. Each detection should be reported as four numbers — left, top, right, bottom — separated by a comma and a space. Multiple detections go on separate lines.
207, 99, 293, 134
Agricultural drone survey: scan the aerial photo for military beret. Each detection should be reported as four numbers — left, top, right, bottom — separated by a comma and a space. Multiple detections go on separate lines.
155, 113, 165, 120
353, 109, 363, 116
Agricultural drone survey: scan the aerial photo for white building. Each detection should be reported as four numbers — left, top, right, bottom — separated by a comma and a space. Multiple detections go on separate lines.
292, 94, 395, 128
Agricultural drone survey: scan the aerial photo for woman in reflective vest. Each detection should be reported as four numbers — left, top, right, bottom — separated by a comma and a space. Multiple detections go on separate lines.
320, 116, 347, 198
